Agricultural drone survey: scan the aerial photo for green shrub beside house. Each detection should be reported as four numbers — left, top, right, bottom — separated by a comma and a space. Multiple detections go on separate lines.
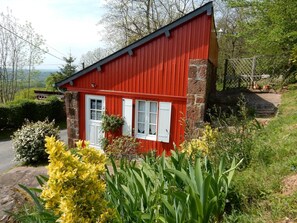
0, 97, 65, 129
12, 120, 60, 165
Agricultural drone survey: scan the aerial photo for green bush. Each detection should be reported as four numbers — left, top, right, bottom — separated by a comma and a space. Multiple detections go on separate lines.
102, 113, 124, 133
0, 105, 9, 128
12, 119, 59, 165
208, 96, 261, 169
0, 98, 65, 129
14, 88, 39, 101
44, 96, 65, 122
104, 136, 139, 160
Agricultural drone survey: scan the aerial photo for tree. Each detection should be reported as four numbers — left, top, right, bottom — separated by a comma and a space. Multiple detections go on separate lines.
24, 22, 45, 98
46, 55, 77, 90
45, 72, 64, 90
0, 10, 45, 103
216, 1, 247, 59
232, 0, 297, 56
79, 47, 110, 68
60, 56, 77, 77
224, 0, 297, 81
213, 1, 249, 79
101, 0, 211, 50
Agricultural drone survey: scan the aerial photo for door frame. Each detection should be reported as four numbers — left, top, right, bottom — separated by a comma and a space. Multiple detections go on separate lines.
85, 94, 106, 149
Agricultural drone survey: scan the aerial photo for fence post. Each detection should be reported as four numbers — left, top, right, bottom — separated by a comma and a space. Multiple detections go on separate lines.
251, 56, 256, 88
223, 59, 228, 90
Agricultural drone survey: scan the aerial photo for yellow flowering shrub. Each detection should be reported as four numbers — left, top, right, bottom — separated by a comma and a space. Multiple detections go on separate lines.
41, 136, 115, 223
181, 125, 218, 157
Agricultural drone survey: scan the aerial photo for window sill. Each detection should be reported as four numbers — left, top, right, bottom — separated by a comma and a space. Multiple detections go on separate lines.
135, 134, 157, 141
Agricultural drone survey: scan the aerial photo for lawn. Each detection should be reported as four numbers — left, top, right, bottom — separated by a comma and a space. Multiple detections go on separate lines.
226, 84, 297, 222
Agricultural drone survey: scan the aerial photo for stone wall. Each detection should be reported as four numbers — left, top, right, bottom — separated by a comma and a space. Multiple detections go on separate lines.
65, 91, 80, 148
186, 59, 216, 137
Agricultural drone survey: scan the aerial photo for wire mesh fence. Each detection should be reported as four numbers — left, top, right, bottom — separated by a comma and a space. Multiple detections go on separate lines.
223, 56, 288, 90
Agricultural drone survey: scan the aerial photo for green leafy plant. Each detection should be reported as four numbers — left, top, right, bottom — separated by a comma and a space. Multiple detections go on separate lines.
101, 113, 124, 133
12, 119, 59, 165
105, 136, 139, 160
105, 149, 242, 223
8, 175, 58, 223
100, 137, 110, 151
165, 155, 242, 223
208, 95, 261, 169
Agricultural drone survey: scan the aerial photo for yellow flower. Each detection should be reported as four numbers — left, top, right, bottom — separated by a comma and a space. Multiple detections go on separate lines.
181, 125, 218, 157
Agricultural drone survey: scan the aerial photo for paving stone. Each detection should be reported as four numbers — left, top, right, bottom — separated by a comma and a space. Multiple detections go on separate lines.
0, 166, 47, 222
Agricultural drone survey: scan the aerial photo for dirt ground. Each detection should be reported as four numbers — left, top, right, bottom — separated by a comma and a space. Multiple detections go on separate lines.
281, 174, 297, 196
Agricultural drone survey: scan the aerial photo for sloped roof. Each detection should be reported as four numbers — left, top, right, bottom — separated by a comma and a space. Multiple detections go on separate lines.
56, 2, 213, 87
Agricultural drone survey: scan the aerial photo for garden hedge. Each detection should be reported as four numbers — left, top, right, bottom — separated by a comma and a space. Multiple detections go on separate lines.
0, 97, 65, 129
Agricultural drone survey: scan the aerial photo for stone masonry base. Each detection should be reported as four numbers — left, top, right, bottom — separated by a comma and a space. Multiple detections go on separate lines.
65, 91, 80, 148
186, 59, 216, 138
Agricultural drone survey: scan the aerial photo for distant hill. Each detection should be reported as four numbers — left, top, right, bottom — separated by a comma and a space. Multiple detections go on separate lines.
38, 69, 58, 82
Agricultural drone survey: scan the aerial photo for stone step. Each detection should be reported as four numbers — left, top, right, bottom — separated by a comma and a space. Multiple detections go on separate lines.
246, 102, 277, 117
254, 108, 277, 117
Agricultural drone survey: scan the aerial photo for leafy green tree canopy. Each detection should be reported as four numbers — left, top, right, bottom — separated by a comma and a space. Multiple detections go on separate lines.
226, 0, 297, 58
218, 0, 297, 82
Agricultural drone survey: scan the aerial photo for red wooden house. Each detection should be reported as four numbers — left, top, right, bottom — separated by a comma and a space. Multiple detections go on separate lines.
56, 2, 218, 154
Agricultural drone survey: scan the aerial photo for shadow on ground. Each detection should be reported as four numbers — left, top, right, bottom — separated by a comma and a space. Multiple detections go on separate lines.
209, 89, 281, 118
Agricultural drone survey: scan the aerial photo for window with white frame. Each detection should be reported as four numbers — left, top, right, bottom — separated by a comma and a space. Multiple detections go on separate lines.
90, 99, 103, 120
122, 99, 172, 143
136, 100, 158, 140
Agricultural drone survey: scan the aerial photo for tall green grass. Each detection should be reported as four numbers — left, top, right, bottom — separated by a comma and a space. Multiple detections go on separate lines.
227, 84, 297, 222
106, 150, 242, 223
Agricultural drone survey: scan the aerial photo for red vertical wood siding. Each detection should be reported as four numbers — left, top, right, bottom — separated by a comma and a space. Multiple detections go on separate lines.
69, 13, 211, 96
64, 12, 213, 154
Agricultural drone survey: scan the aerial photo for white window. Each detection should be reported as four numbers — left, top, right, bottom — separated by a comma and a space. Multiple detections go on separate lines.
135, 100, 158, 141
90, 99, 103, 120
123, 99, 172, 143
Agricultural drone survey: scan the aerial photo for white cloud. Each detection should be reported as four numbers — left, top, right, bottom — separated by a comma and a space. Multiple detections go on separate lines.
0, 0, 106, 69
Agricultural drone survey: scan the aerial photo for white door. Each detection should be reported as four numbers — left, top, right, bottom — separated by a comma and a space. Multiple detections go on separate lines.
85, 95, 105, 149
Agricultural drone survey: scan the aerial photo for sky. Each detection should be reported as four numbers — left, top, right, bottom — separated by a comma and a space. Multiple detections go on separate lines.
0, 0, 106, 70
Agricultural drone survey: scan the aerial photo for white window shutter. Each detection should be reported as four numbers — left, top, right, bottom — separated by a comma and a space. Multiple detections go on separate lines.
122, 98, 133, 136
158, 102, 172, 143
